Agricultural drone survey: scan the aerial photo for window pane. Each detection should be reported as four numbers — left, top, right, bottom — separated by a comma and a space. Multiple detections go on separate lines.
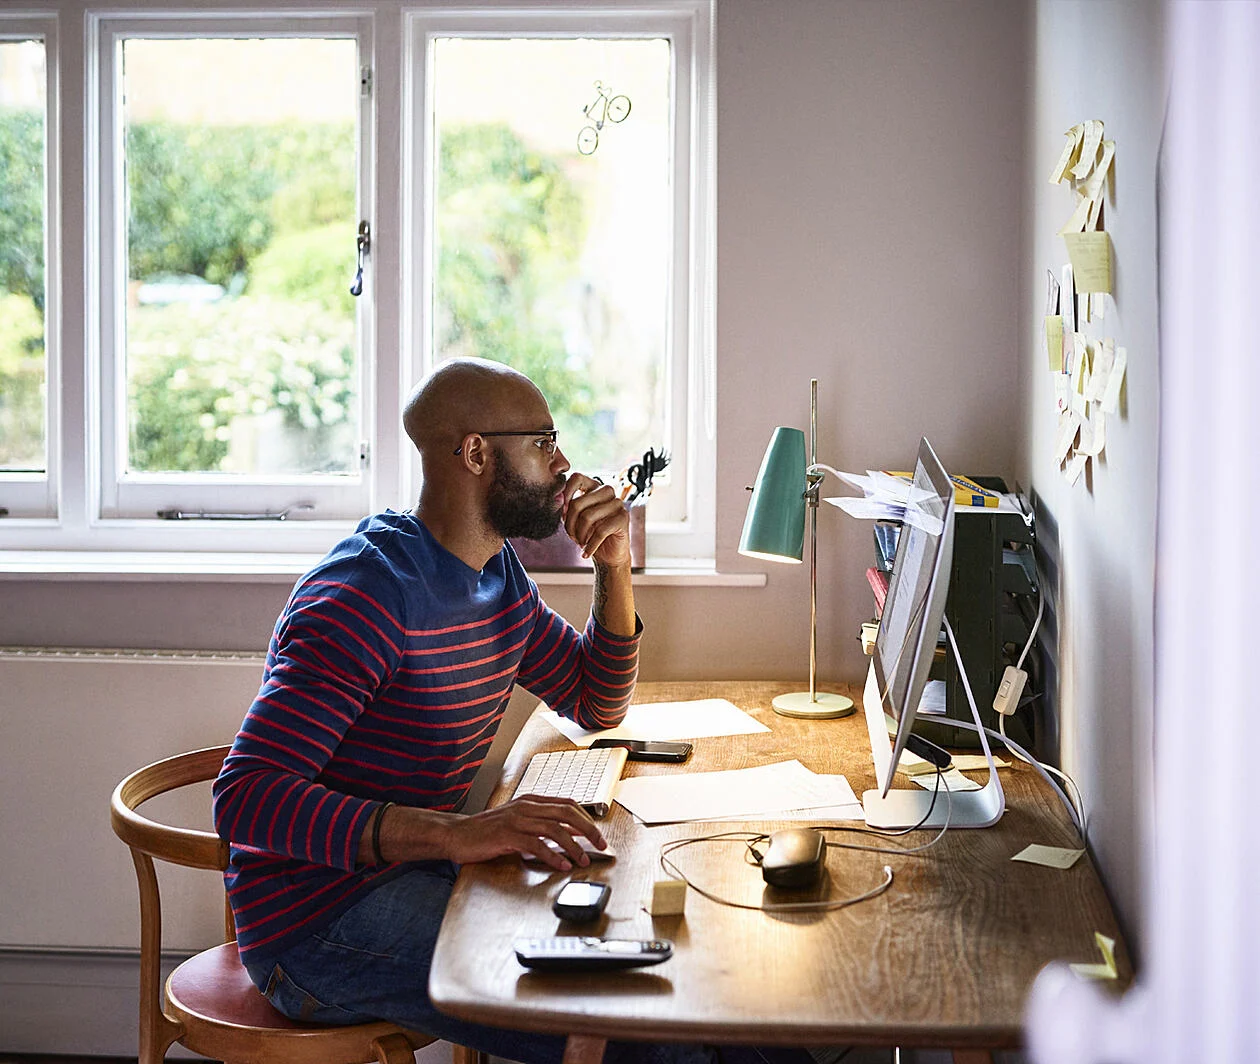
432, 38, 671, 475
121, 38, 360, 476
0, 39, 47, 474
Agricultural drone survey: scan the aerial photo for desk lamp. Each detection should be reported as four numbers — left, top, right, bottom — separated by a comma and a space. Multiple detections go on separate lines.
739, 379, 855, 719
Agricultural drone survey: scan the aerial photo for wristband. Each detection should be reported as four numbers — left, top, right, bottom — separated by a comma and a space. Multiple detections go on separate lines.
371, 801, 395, 865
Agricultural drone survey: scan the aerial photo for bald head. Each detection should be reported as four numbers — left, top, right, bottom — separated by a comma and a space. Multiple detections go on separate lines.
403, 358, 549, 471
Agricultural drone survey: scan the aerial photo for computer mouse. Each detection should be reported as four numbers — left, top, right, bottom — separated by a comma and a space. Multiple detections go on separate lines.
761, 828, 826, 888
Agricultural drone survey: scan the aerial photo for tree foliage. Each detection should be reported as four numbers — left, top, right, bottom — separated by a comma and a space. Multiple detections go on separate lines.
436, 123, 599, 456
2, 110, 598, 475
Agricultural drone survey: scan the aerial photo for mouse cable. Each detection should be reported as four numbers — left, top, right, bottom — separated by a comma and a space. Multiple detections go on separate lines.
658, 831, 894, 913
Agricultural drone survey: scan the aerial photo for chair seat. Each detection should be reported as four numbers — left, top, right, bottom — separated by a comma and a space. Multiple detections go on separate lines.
166, 944, 421, 1064
168, 943, 321, 1031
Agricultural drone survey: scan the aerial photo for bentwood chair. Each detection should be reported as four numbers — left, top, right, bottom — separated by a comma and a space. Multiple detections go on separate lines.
111, 744, 485, 1064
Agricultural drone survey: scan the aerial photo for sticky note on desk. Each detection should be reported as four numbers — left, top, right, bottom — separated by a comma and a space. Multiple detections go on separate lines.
910, 768, 980, 792
1070, 932, 1118, 981
950, 754, 1008, 772
1011, 843, 1086, 869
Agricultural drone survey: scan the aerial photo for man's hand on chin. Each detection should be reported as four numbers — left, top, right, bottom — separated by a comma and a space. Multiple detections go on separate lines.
560, 472, 632, 569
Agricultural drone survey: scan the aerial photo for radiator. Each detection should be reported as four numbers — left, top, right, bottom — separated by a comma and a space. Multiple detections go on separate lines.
0, 646, 265, 953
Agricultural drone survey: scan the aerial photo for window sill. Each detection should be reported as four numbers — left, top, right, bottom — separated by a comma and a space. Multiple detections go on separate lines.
0, 551, 768, 587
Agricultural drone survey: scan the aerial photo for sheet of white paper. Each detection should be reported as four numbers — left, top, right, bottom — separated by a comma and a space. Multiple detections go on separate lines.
725, 802, 866, 823
614, 759, 839, 825
541, 698, 769, 747
1063, 452, 1089, 485
824, 496, 907, 521
722, 774, 862, 822
910, 767, 982, 792
916, 678, 947, 716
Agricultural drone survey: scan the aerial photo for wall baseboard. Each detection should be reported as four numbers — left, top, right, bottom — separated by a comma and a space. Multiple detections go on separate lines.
0, 948, 203, 1057
0, 948, 457, 1064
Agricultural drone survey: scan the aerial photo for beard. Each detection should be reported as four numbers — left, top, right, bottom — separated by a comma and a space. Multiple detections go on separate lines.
485, 448, 566, 540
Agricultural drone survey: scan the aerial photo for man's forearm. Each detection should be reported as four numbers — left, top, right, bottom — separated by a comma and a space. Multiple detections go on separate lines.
593, 560, 636, 635
357, 803, 460, 865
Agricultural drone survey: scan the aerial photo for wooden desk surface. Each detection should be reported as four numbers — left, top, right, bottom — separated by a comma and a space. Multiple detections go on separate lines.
429, 681, 1128, 1052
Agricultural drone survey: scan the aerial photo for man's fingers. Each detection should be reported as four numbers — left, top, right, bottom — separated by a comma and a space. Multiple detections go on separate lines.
564, 493, 627, 554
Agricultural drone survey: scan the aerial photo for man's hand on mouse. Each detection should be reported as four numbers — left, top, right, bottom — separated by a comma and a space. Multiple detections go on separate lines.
560, 472, 631, 568
441, 796, 606, 872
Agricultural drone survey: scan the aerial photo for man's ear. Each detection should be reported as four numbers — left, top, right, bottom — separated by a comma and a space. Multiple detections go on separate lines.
459, 434, 490, 476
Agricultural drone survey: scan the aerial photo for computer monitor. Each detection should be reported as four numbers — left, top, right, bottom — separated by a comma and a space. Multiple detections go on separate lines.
861, 437, 1005, 830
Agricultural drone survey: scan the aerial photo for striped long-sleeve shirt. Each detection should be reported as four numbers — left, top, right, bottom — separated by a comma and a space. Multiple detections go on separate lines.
212, 510, 640, 964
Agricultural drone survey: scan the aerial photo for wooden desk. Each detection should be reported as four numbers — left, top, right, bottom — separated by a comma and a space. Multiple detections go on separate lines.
429, 681, 1129, 1064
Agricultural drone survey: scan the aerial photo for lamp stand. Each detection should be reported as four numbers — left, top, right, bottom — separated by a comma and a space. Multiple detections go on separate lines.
772, 379, 855, 720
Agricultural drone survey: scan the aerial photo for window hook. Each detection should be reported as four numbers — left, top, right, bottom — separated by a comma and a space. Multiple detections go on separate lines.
350, 220, 371, 297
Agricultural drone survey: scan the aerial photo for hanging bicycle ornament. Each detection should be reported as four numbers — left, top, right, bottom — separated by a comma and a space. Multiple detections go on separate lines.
577, 81, 631, 156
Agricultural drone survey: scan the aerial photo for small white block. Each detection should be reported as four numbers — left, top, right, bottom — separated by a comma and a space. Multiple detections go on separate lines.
649, 878, 687, 916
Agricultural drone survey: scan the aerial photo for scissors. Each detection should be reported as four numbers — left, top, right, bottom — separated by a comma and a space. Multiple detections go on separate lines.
623, 448, 670, 504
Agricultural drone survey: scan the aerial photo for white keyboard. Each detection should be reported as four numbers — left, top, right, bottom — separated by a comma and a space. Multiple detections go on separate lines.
511, 746, 629, 817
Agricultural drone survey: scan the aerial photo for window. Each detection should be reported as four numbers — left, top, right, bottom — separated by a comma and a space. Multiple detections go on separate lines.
95, 18, 373, 529
0, 3, 713, 562
409, 5, 714, 557
0, 24, 56, 520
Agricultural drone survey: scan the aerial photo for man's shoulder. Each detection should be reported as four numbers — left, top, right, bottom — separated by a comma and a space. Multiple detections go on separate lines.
293, 512, 422, 602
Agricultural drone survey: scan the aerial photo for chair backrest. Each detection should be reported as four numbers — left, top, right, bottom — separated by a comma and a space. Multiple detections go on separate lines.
111, 745, 231, 873
111, 743, 237, 1060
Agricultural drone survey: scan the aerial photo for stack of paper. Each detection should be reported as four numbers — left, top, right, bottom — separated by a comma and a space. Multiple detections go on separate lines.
613, 759, 863, 825
540, 698, 770, 747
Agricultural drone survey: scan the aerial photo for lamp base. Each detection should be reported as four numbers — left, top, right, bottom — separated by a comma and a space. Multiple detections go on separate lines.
771, 691, 855, 720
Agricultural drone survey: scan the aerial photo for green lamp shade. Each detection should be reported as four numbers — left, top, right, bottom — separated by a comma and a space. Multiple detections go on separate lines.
738, 426, 807, 563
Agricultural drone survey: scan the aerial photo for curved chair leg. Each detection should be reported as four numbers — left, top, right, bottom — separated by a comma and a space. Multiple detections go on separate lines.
374, 1032, 422, 1064
452, 1046, 490, 1064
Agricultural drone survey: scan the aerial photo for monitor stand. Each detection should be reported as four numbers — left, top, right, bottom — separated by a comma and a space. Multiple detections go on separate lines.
860, 637, 1006, 829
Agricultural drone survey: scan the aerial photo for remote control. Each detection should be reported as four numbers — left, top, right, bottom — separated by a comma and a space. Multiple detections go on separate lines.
513, 936, 673, 972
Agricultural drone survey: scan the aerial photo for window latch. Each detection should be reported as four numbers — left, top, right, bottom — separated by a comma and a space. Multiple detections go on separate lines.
350, 221, 371, 297
156, 504, 315, 521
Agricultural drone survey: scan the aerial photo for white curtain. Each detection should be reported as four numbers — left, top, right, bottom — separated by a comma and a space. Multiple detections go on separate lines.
1025, 2, 1260, 1061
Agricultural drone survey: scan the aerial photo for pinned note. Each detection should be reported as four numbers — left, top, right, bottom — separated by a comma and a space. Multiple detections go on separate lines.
1070, 932, 1118, 981
1053, 410, 1081, 464
1063, 452, 1088, 485
1045, 315, 1064, 372
1049, 123, 1084, 184
1101, 346, 1127, 413
1087, 340, 1114, 402
1054, 373, 1070, 413
1059, 193, 1092, 235
1012, 843, 1086, 869
1082, 409, 1106, 457
1063, 232, 1113, 293
1070, 120, 1105, 180
1079, 139, 1116, 203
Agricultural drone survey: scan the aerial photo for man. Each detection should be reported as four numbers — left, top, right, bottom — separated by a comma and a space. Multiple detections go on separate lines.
213, 357, 656, 1062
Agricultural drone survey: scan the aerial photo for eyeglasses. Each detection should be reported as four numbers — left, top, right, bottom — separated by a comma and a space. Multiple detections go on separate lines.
453, 429, 559, 457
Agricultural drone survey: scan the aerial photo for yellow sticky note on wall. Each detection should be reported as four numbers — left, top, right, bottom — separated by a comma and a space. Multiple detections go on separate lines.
1063, 232, 1113, 293
1044, 315, 1064, 372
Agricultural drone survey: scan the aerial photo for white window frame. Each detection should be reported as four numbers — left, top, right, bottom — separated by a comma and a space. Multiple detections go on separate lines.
0, 17, 60, 522
404, 1, 715, 563
0, 1, 714, 564
91, 12, 378, 545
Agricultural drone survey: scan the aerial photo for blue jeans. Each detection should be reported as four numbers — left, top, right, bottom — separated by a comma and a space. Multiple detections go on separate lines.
244, 863, 811, 1064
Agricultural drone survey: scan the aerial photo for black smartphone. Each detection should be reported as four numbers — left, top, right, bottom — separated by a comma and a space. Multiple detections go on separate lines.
552, 880, 611, 922
589, 738, 693, 763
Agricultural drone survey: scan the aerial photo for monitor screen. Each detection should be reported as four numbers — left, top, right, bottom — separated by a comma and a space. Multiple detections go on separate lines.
870, 437, 955, 798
